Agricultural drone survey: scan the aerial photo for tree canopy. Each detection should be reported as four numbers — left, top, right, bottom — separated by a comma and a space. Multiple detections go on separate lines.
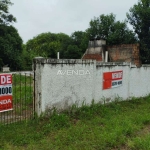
0, 0, 16, 25
0, 0, 23, 70
70, 31, 89, 53
0, 25, 23, 70
127, 0, 150, 63
87, 13, 137, 45
25, 32, 71, 59
25, 32, 87, 60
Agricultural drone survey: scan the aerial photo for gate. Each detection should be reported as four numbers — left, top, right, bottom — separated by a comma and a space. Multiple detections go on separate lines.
0, 72, 34, 124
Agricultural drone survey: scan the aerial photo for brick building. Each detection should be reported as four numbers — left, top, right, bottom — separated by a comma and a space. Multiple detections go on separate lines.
82, 40, 141, 66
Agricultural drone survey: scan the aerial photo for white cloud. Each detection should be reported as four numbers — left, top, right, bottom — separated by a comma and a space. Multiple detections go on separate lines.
9, 0, 138, 43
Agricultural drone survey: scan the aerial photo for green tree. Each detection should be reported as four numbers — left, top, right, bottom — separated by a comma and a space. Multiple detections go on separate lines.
127, 0, 150, 63
0, 0, 16, 25
56, 33, 72, 58
0, 58, 4, 68
26, 33, 58, 58
70, 31, 89, 53
0, 25, 23, 70
25, 32, 71, 59
21, 44, 32, 70
64, 45, 82, 59
71, 31, 85, 46
88, 13, 137, 45
0, 0, 23, 70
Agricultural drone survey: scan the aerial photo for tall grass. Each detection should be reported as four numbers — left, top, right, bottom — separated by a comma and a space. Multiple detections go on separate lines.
1, 96, 150, 149
12, 74, 33, 108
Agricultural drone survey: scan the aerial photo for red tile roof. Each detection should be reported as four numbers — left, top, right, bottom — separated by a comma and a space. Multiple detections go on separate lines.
82, 54, 102, 61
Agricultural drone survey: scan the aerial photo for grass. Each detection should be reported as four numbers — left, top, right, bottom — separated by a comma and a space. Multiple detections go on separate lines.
12, 74, 33, 100
12, 74, 33, 106
1, 96, 150, 149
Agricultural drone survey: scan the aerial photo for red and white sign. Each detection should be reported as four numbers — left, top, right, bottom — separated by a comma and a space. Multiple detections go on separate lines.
0, 74, 13, 112
103, 71, 123, 90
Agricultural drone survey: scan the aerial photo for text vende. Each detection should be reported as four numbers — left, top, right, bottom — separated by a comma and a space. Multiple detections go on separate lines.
0, 75, 12, 85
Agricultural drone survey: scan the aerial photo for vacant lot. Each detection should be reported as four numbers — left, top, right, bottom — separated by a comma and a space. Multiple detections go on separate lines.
1, 96, 150, 150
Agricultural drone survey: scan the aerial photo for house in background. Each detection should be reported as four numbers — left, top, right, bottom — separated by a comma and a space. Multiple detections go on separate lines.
82, 39, 106, 61
82, 39, 141, 67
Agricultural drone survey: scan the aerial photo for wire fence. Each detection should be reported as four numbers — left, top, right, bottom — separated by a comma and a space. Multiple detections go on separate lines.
0, 72, 34, 124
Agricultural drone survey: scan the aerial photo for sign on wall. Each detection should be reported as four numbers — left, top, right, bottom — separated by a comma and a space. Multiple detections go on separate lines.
103, 71, 123, 90
0, 74, 13, 112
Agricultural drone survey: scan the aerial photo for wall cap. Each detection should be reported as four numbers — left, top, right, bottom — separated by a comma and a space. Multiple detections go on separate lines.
33, 58, 96, 64
96, 62, 130, 66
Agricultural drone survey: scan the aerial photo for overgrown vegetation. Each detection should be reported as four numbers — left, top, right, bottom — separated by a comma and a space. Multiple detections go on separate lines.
127, 0, 150, 63
1, 96, 150, 149
12, 74, 33, 107
0, 0, 23, 70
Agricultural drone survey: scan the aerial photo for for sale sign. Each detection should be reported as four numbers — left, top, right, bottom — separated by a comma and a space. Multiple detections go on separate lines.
103, 71, 123, 90
0, 74, 13, 112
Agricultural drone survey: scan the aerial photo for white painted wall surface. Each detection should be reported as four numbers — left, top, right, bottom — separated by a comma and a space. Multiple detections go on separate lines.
94, 64, 130, 103
42, 64, 94, 111
129, 66, 150, 97
34, 58, 150, 116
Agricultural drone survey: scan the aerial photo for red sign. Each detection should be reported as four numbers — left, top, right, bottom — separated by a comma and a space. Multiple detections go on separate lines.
103, 71, 123, 90
0, 74, 12, 85
0, 74, 13, 112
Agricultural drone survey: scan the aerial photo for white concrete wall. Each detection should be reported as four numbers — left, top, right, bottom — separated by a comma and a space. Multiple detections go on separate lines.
94, 63, 130, 103
34, 58, 150, 116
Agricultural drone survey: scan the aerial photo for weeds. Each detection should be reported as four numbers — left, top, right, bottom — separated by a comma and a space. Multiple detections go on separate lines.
1, 96, 150, 149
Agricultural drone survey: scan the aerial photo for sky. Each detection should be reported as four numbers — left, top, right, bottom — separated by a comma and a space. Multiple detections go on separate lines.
9, 0, 138, 43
